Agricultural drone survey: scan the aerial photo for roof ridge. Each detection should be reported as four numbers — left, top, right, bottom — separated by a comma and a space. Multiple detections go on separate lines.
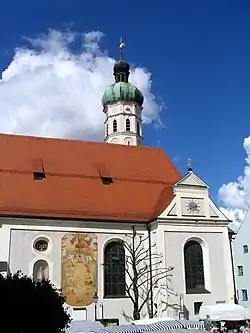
0, 132, 165, 152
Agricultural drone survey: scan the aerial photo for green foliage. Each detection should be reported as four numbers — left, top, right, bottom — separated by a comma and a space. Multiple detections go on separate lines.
0, 270, 71, 333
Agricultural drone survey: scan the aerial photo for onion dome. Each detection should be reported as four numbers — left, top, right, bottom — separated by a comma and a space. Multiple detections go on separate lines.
102, 42, 144, 108
102, 81, 144, 107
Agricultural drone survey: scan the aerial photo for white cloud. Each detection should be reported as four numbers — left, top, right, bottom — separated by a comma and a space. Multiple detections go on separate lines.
218, 136, 250, 231
0, 30, 161, 141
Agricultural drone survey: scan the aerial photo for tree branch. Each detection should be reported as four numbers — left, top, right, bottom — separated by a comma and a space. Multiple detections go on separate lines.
137, 269, 173, 288
125, 284, 135, 304
120, 226, 174, 320
138, 287, 151, 312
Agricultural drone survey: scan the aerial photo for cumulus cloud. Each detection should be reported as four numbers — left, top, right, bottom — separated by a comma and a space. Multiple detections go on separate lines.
0, 30, 160, 141
218, 136, 250, 231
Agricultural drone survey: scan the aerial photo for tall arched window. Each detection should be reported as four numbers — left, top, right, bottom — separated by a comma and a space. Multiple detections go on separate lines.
184, 240, 206, 294
33, 259, 49, 283
126, 119, 130, 132
113, 119, 117, 132
104, 241, 126, 297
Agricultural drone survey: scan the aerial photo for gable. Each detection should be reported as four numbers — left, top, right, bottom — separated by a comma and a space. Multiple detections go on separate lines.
158, 170, 230, 224
158, 195, 230, 223
208, 198, 230, 221
168, 203, 177, 216
174, 172, 209, 189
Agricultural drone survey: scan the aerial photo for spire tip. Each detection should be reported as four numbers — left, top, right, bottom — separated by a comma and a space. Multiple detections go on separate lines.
188, 158, 192, 172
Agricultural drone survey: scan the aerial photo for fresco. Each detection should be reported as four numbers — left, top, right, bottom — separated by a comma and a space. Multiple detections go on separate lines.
61, 233, 98, 306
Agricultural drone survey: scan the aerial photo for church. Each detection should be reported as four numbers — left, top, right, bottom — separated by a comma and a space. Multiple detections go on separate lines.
0, 48, 234, 324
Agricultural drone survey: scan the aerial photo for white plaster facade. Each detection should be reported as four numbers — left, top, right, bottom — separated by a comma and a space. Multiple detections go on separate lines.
103, 100, 142, 146
233, 209, 250, 307
0, 170, 234, 324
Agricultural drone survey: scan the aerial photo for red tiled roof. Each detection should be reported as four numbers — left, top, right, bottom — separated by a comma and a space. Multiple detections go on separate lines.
0, 133, 181, 222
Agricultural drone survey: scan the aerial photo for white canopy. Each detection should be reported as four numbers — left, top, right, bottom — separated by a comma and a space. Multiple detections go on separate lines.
132, 317, 175, 325
199, 304, 250, 321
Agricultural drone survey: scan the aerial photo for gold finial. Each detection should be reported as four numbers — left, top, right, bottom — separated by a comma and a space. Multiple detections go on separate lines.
188, 158, 192, 172
119, 37, 126, 60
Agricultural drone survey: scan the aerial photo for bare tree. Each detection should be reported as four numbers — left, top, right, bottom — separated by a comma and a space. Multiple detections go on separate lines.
121, 226, 173, 320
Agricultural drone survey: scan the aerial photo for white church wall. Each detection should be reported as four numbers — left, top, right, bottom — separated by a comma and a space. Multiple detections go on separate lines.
154, 223, 234, 320
0, 216, 234, 323
2, 217, 148, 325
10, 230, 60, 283
0, 224, 11, 262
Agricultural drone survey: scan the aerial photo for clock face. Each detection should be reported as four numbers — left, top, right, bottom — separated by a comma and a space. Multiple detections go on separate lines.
185, 199, 200, 215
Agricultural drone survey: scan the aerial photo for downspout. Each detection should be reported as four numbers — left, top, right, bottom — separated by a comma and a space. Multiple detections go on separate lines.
229, 232, 238, 304
147, 223, 154, 318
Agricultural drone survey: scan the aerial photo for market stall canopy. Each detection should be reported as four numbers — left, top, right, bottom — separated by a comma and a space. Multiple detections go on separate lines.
90, 320, 204, 333
143, 330, 204, 333
65, 320, 104, 333
199, 304, 250, 321
132, 318, 175, 325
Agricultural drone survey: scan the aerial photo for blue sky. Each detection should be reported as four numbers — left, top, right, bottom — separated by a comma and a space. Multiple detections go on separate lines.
0, 0, 249, 216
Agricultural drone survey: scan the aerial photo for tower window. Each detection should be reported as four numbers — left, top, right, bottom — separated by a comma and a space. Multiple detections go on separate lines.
113, 119, 117, 132
137, 122, 140, 135
106, 123, 108, 136
126, 119, 130, 132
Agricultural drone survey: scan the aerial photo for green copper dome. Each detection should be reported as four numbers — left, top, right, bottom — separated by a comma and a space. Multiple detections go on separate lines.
102, 82, 144, 107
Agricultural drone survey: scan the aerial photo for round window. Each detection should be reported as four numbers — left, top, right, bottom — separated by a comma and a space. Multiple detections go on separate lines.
34, 239, 48, 252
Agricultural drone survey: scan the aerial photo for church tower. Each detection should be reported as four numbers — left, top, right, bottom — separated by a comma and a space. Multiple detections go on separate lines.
102, 41, 144, 146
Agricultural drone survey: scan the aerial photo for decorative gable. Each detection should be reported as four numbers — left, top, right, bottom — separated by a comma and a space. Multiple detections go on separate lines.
209, 204, 219, 218
168, 203, 177, 216
174, 171, 209, 188
158, 171, 230, 224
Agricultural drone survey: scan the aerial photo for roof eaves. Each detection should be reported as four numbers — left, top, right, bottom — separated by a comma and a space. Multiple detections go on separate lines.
0, 212, 150, 224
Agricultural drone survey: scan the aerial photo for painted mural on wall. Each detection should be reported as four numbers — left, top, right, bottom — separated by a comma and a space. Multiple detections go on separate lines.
61, 233, 98, 306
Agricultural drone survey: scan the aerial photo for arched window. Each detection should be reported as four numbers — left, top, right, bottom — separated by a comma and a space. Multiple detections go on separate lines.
126, 119, 130, 132
137, 122, 140, 135
124, 138, 131, 146
184, 240, 206, 294
33, 259, 49, 283
104, 241, 126, 297
113, 119, 117, 132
